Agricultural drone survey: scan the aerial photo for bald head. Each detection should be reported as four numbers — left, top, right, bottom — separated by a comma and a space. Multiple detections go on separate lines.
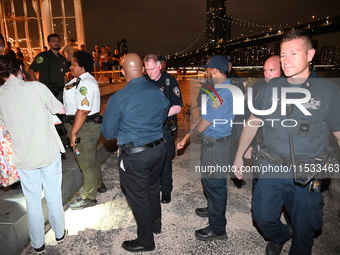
263, 55, 282, 83
121, 53, 143, 82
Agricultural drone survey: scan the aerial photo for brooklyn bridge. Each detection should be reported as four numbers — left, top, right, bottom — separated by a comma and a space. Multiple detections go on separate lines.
170, 15, 340, 67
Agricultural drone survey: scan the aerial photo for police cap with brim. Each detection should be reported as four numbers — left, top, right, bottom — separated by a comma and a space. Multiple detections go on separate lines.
200, 55, 230, 72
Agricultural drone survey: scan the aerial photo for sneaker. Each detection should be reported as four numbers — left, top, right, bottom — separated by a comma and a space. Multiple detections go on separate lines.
56, 229, 68, 244
97, 183, 107, 193
69, 198, 97, 210
33, 244, 45, 254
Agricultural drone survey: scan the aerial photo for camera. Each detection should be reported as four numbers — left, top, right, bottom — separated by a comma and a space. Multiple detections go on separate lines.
75, 137, 81, 144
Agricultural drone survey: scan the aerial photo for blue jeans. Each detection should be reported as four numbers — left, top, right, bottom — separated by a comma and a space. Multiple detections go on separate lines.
18, 155, 65, 249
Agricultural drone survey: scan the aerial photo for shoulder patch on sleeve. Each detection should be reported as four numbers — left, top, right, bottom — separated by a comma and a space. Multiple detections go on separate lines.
173, 86, 181, 97
79, 86, 88, 96
36, 56, 44, 64
81, 98, 89, 106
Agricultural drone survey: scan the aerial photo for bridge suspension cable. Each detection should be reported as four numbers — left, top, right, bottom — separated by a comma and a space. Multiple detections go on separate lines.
175, 29, 207, 55
174, 14, 332, 56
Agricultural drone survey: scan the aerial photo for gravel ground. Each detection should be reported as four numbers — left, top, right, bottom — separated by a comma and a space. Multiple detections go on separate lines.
19, 136, 340, 255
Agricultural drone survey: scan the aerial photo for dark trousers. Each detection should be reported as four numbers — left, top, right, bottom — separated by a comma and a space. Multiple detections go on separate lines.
119, 142, 166, 248
201, 137, 231, 235
252, 166, 324, 255
160, 129, 175, 193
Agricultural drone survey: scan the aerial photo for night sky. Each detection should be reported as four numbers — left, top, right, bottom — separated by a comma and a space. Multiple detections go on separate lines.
82, 0, 339, 56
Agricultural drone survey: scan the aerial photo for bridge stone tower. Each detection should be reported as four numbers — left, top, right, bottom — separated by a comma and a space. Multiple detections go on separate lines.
206, 0, 230, 45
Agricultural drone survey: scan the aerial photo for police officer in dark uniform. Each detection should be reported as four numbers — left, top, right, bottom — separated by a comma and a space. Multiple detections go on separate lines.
101, 53, 170, 252
178, 55, 234, 241
29, 34, 68, 100
143, 54, 183, 204
244, 55, 282, 193
234, 30, 340, 255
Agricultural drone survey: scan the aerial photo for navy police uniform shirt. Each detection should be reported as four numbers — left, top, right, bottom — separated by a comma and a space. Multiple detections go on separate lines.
101, 77, 170, 147
254, 69, 340, 159
145, 72, 183, 108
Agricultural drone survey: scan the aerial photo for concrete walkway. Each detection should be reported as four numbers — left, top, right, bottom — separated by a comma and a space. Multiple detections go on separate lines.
18, 135, 340, 255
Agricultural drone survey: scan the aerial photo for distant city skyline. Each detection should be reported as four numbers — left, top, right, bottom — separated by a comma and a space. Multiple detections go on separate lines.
82, 0, 339, 56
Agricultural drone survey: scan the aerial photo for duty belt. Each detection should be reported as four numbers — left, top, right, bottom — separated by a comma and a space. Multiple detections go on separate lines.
258, 147, 319, 166
120, 138, 165, 155
64, 113, 102, 125
214, 136, 231, 143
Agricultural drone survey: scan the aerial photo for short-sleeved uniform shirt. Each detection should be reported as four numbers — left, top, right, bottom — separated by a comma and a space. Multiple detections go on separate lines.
202, 79, 234, 139
146, 72, 183, 108
63, 72, 100, 116
30, 49, 68, 90
254, 69, 340, 159
0, 78, 65, 169
101, 77, 170, 147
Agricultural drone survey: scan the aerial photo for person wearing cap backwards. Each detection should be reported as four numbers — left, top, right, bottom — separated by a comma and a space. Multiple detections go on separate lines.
177, 55, 234, 241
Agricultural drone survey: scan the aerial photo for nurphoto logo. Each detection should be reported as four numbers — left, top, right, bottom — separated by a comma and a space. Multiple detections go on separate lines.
200, 83, 312, 128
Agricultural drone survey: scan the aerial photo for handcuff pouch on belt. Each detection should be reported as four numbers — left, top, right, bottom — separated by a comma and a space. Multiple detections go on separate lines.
163, 115, 178, 135
251, 133, 264, 169
254, 146, 337, 187
202, 135, 231, 147
202, 135, 215, 147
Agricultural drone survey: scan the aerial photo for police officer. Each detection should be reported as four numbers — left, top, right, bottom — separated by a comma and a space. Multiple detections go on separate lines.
234, 30, 340, 255
101, 53, 170, 252
244, 55, 282, 193
63, 50, 106, 210
177, 55, 234, 241
143, 54, 183, 204
29, 34, 68, 99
